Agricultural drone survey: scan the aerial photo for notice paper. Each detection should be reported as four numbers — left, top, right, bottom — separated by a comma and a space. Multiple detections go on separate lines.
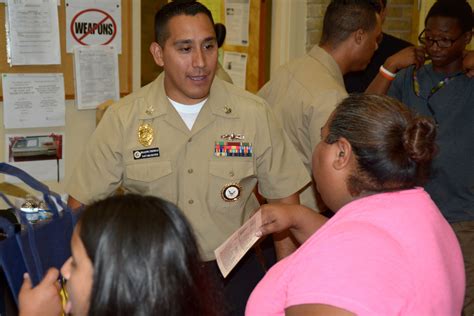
223, 51, 248, 89
224, 0, 250, 46
73, 45, 120, 110
2, 73, 65, 129
215, 211, 262, 278
6, 0, 61, 65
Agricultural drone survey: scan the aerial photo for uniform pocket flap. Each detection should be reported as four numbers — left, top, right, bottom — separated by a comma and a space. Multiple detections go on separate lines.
126, 161, 172, 182
209, 161, 254, 180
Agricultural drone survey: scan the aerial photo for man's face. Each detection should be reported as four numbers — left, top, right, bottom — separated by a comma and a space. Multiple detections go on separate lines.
423, 16, 469, 70
150, 13, 218, 104
353, 14, 383, 71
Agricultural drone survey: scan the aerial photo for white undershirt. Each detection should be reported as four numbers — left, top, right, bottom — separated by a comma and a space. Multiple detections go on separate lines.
168, 98, 207, 130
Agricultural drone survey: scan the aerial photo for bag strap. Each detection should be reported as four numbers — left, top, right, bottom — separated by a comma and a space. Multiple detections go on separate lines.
0, 163, 48, 193
0, 192, 16, 211
0, 163, 66, 217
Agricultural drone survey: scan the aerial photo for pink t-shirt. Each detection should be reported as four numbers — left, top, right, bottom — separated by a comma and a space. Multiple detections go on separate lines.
246, 188, 465, 315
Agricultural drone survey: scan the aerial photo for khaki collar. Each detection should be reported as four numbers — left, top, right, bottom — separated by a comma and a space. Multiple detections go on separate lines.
140, 73, 240, 121
307, 45, 344, 87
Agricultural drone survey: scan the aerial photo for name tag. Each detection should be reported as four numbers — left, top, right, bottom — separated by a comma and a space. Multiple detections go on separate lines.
133, 148, 160, 160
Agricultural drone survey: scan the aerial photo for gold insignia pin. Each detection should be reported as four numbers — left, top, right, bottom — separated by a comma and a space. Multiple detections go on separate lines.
145, 105, 155, 116
224, 105, 232, 114
138, 123, 154, 147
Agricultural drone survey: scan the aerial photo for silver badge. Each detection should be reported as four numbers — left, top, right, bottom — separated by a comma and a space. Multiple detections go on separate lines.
221, 183, 242, 202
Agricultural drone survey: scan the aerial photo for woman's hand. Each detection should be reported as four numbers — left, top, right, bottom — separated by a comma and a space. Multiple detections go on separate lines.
19, 268, 63, 316
257, 204, 328, 244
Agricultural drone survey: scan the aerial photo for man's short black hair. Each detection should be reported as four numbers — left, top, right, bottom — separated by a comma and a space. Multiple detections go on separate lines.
320, 0, 378, 47
154, 0, 215, 46
425, 0, 473, 33
368, 0, 384, 13
215, 23, 227, 48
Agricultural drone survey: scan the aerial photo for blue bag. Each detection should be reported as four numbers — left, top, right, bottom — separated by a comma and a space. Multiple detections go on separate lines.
0, 215, 26, 306
0, 163, 79, 305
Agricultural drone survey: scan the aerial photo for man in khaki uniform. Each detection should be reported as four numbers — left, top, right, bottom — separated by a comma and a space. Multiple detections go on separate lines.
259, 0, 382, 212
67, 1, 309, 315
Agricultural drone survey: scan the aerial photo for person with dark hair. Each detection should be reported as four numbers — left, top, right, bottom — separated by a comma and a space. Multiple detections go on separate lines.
18, 194, 219, 316
65, 1, 310, 314
215, 22, 226, 48
214, 22, 233, 83
464, 49, 474, 77
344, 0, 413, 92
258, 0, 382, 212
368, 1, 474, 313
245, 94, 465, 315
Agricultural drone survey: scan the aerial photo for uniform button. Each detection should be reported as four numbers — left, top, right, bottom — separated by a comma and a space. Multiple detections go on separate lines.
188, 168, 193, 174
229, 171, 235, 177
188, 137, 192, 143
188, 199, 194, 204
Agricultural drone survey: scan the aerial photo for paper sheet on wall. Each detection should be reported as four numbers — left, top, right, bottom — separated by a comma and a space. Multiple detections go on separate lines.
224, 0, 249, 46
2, 73, 65, 129
5, 133, 65, 183
73, 45, 120, 110
214, 211, 262, 278
222, 51, 247, 89
0, 0, 60, 3
65, 0, 122, 54
5, 0, 61, 65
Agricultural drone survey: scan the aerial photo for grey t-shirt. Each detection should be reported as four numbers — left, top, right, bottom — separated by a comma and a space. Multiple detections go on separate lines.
388, 64, 474, 223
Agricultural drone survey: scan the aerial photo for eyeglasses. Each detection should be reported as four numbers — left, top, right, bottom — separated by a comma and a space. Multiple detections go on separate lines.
418, 30, 465, 48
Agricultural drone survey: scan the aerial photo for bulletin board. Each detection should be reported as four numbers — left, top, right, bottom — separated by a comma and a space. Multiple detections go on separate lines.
0, 0, 132, 100
212, 0, 271, 93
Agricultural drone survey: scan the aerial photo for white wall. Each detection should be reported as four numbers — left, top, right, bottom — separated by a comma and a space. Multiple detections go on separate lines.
269, 0, 307, 77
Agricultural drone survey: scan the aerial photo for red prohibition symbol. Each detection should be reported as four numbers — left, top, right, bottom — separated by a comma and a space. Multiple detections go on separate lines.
70, 8, 117, 46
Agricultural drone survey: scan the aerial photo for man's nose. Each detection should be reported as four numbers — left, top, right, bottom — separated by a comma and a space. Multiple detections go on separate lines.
193, 49, 205, 68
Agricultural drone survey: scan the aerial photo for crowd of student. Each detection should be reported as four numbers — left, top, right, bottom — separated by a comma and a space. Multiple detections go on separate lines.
16, 0, 474, 315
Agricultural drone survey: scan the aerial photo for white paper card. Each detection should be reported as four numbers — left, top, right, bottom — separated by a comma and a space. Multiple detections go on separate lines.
222, 51, 247, 89
73, 45, 120, 110
6, 0, 61, 65
224, 0, 250, 46
214, 211, 262, 278
2, 73, 65, 129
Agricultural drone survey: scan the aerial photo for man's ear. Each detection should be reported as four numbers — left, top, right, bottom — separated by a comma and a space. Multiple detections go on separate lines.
463, 31, 473, 45
333, 137, 352, 170
354, 29, 365, 45
149, 42, 165, 67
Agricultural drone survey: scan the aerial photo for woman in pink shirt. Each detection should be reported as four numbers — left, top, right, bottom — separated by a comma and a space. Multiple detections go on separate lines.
246, 94, 465, 315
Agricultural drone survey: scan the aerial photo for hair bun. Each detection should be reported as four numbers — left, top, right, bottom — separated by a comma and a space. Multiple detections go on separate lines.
403, 117, 437, 163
